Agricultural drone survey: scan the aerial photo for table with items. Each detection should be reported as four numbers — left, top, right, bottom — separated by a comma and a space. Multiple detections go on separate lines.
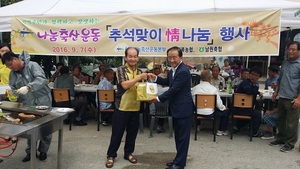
219, 90, 273, 107
0, 101, 72, 169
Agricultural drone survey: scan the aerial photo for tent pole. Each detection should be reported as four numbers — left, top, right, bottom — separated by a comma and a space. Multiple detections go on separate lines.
246, 56, 249, 68
0, 1, 1, 43
153, 57, 155, 73
56, 55, 59, 63
267, 55, 271, 78
0, 32, 2, 43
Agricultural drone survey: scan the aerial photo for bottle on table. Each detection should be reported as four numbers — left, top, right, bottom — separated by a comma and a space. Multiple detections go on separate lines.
219, 81, 224, 91
226, 77, 232, 94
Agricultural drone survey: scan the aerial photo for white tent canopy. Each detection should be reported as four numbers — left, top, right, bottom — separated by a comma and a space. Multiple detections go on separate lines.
0, 0, 300, 32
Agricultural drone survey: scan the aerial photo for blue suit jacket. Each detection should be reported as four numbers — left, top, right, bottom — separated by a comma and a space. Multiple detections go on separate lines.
156, 62, 194, 118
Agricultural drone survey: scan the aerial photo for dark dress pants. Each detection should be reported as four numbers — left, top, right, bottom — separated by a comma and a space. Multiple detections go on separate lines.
214, 109, 230, 131
107, 109, 140, 158
172, 115, 193, 166
236, 109, 262, 134
276, 98, 300, 148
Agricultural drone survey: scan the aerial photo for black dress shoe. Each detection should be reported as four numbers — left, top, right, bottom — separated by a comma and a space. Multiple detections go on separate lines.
39, 152, 47, 161
22, 154, 31, 162
166, 162, 174, 166
166, 164, 185, 169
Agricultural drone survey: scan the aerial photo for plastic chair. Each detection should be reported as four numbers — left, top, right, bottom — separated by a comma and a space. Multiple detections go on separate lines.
194, 94, 217, 142
52, 88, 74, 130
96, 89, 115, 131
149, 101, 173, 138
230, 93, 256, 141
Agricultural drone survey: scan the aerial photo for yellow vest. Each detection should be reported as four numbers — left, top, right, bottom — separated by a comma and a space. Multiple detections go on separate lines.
118, 63, 142, 111
0, 61, 10, 85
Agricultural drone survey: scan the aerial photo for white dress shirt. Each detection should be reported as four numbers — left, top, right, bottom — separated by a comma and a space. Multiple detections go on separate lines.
191, 81, 226, 115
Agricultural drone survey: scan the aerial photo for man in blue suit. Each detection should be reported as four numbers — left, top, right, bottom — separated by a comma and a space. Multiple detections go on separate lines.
148, 46, 194, 169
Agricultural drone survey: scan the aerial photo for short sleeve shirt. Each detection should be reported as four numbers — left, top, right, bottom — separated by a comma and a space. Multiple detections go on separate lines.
115, 63, 143, 111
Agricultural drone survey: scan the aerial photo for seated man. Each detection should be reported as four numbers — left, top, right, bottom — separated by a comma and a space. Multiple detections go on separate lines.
93, 64, 106, 85
260, 65, 279, 139
263, 65, 280, 111
54, 66, 88, 126
50, 62, 64, 82
96, 68, 115, 126
235, 66, 264, 137
73, 64, 96, 107
261, 108, 278, 140
231, 68, 250, 92
191, 70, 230, 136
211, 66, 225, 90
265, 65, 280, 90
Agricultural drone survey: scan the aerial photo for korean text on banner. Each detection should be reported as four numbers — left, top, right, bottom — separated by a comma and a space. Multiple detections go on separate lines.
11, 10, 280, 56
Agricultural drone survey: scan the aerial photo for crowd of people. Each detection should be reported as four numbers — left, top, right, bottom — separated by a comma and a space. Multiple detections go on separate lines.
0, 42, 299, 169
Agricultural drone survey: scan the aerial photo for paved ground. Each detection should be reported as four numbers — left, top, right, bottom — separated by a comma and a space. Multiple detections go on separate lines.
1, 115, 300, 169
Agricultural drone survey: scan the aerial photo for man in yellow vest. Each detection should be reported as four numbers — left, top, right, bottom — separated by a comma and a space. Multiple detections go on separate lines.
105, 47, 148, 168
